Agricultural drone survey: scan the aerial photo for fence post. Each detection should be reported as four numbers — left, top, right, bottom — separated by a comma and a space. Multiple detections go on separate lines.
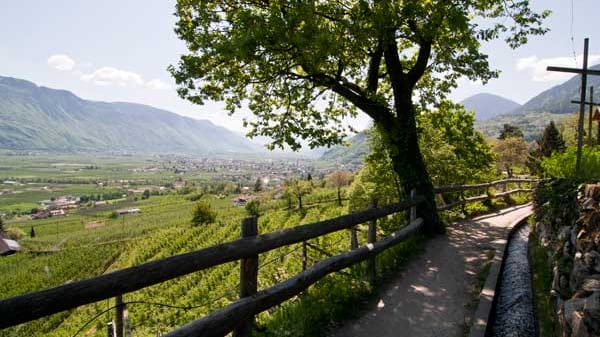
123, 306, 131, 337
107, 322, 115, 337
350, 227, 358, 250
368, 199, 378, 285
233, 216, 259, 337
410, 189, 417, 222
460, 190, 466, 217
302, 241, 307, 271
115, 295, 124, 337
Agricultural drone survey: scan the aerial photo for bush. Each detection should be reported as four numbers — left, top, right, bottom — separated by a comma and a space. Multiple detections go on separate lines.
245, 200, 260, 217
542, 146, 600, 180
191, 201, 217, 226
186, 193, 204, 202
108, 211, 119, 219
5, 227, 25, 240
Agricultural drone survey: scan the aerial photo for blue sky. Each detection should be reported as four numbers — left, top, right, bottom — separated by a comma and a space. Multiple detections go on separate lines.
1, 0, 599, 132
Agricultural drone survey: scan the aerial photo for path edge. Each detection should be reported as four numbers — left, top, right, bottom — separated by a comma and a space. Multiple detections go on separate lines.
468, 203, 533, 337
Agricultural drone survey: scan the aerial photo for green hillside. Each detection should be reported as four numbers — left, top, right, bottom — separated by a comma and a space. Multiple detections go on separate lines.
319, 132, 368, 167
0, 76, 260, 154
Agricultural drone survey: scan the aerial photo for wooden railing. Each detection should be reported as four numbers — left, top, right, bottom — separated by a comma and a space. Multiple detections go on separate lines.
0, 195, 425, 337
434, 178, 537, 212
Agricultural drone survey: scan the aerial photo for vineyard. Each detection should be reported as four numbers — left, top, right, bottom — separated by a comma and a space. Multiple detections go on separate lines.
0, 174, 536, 337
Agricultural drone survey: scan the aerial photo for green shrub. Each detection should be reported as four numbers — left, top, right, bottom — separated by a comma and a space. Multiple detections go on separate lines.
541, 146, 600, 180
5, 227, 25, 240
191, 201, 217, 226
245, 200, 260, 217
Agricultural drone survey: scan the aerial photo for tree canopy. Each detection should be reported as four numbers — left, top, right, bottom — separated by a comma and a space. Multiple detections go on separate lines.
539, 121, 566, 157
498, 124, 524, 140
170, 0, 548, 233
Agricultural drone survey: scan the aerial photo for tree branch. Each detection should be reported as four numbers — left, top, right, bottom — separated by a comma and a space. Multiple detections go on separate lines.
407, 41, 432, 87
367, 44, 383, 94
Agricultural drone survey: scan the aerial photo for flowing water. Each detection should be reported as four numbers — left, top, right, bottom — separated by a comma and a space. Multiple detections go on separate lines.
488, 224, 536, 337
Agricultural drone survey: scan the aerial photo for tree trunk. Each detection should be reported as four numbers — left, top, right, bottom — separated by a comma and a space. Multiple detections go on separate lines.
376, 101, 444, 235
337, 188, 342, 206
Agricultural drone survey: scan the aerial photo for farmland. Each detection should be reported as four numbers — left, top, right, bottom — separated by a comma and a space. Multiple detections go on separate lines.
0, 153, 379, 337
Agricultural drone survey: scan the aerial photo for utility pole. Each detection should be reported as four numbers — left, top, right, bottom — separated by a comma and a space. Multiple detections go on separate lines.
547, 38, 600, 176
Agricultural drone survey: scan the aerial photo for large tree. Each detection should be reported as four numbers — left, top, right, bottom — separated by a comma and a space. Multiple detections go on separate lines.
170, 0, 548, 234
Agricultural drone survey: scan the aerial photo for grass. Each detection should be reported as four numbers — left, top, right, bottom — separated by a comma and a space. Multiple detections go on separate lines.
528, 231, 559, 337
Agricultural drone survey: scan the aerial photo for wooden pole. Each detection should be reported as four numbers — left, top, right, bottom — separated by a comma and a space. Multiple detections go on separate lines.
123, 307, 131, 337
350, 226, 358, 250
410, 190, 417, 222
301, 241, 307, 271
368, 199, 378, 285
589, 86, 594, 146
115, 295, 124, 337
575, 38, 589, 175
234, 217, 259, 337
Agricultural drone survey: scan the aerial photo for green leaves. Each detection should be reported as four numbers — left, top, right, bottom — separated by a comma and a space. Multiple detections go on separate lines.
171, 0, 549, 151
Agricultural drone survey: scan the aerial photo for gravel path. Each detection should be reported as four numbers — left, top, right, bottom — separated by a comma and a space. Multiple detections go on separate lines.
328, 204, 533, 337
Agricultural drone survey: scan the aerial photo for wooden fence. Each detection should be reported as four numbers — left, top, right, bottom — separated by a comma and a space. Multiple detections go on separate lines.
0, 178, 537, 337
434, 178, 537, 212
0, 195, 425, 337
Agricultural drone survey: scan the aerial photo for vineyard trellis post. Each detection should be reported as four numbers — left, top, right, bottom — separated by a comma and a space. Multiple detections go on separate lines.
115, 294, 124, 337
234, 216, 259, 337
368, 199, 378, 285
301, 241, 307, 271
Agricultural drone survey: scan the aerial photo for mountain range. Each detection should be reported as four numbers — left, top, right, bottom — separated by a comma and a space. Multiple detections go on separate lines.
0, 76, 260, 154
460, 93, 521, 121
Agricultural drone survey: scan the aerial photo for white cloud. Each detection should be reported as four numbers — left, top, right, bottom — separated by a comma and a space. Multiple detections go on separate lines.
47, 54, 76, 71
81, 67, 144, 87
516, 54, 600, 82
145, 79, 171, 90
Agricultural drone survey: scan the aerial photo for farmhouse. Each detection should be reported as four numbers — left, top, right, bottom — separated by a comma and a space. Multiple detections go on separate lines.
0, 233, 21, 256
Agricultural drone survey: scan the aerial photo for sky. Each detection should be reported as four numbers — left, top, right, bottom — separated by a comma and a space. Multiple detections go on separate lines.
0, 0, 599, 133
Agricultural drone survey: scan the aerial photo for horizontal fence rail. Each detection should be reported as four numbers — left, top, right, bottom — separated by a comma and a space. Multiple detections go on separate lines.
434, 178, 537, 211
0, 196, 424, 329
433, 178, 537, 194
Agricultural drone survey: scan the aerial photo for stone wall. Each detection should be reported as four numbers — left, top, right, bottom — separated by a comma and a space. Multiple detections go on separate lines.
534, 181, 600, 337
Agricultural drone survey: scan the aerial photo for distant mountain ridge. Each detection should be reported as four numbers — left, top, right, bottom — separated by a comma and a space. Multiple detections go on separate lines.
460, 93, 521, 121
319, 132, 368, 166
0, 76, 261, 154
513, 64, 600, 115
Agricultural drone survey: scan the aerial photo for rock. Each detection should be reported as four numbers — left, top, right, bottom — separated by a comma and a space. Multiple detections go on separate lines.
572, 260, 591, 290
582, 197, 597, 210
585, 291, 600, 318
570, 311, 589, 337
573, 225, 581, 247
585, 184, 600, 200
560, 226, 572, 241
561, 275, 570, 291
565, 298, 586, 324
553, 266, 561, 292
584, 251, 600, 273
582, 278, 600, 292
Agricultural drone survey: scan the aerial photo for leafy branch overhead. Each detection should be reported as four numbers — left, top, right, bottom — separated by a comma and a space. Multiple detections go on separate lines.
170, 0, 549, 150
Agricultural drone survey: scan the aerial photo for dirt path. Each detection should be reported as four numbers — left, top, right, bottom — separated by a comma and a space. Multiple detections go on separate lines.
329, 204, 533, 337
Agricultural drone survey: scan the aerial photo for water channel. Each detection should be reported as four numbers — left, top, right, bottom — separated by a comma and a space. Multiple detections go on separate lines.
488, 224, 536, 337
